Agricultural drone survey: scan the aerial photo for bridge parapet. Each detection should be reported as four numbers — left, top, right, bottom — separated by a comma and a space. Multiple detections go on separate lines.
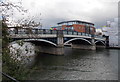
8, 29, 94, 38
8, 29, 106, 42
8, 28, 106, 42
8, 28, 92, 35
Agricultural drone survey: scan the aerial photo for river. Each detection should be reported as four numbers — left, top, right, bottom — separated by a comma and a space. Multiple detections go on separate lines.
27, 48, 118, 80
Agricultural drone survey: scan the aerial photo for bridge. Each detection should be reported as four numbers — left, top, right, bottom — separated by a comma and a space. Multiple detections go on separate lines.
8, 28, 106, 55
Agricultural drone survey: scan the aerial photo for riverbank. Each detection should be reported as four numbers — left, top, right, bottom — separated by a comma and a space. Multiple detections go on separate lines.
107, 47, 120, 49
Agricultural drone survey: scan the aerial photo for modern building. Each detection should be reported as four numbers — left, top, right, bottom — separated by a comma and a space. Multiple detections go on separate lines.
102, 18, 119, 48
51, 20, 96, 35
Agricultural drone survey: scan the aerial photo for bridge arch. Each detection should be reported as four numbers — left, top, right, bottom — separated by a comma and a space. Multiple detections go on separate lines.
64, 38, 92, 45
24, 39, 57, 47
95, 40, 106, 46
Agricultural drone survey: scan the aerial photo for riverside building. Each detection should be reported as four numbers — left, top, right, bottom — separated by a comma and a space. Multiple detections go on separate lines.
102, 18, 119, 48
51, 20, 96, 35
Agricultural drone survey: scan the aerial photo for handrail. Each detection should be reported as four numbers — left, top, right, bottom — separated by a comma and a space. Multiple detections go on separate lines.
8, 29, 105, 40
1, 72, 19, 82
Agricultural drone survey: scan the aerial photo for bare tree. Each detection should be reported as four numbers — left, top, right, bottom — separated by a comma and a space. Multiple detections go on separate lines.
1, 0, 41, 28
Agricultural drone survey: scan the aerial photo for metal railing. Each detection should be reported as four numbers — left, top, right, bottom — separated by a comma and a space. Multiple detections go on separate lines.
1, 72, 19, 82
8, 29, 105, 40
8, 29, 92, 36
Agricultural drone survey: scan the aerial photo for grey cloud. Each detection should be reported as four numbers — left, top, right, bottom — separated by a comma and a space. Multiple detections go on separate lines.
41, 1, 118, 29
10, 0, 119, 29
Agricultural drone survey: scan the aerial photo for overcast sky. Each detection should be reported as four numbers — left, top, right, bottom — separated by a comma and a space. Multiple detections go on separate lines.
8, 0, 119, 29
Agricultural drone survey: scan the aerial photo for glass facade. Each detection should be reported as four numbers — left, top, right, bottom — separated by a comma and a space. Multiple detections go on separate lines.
55, 20, 95, 34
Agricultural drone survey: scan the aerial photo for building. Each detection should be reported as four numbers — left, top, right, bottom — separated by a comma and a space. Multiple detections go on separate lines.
102, 18, 119, 48
51, 20, 96, 35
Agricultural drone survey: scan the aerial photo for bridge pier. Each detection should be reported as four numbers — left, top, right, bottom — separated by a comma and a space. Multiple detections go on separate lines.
35, 30, 65, 55
71, 44, 96, 50
71, 38, 96, 50
91, 38, 96, 50
37, 46, 64, 55
96, 45, 106, 48
57, 37, 64, 47
57, 30, 64, 48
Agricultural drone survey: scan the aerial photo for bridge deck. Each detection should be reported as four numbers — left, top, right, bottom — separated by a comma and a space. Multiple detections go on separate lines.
9, 34, 106, 41
8, 29, 106, 41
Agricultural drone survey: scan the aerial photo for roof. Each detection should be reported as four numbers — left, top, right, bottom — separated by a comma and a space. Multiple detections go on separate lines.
57, 20, 94, 25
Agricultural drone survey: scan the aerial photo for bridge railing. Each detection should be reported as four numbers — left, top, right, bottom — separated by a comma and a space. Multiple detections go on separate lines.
63, 30, 92, 37
8, 29, 90, 36
8, 29, 57, 35
8, 29, 106, 40
8, 29, 93, 37
37, 29, 57, 34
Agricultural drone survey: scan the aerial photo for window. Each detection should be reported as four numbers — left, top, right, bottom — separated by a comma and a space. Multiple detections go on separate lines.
71, 27, 74, 30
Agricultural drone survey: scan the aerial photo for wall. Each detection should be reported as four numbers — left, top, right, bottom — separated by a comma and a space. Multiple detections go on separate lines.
71, 44, 96, 50
108, 18, 118, 47
37, 46, 64, 55
102, 18, 119, 48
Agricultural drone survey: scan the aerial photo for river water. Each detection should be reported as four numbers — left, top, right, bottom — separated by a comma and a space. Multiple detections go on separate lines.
27, 48, 118, 80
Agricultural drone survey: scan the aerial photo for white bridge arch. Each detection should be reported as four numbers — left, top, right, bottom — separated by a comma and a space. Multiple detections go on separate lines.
64, 38, 92, 45
24, 39, 57, 47
95, 40, 106, 46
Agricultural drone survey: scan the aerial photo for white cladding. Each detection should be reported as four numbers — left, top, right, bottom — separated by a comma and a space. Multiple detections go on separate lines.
102, 18, 119, 47
119, 18, 120, 47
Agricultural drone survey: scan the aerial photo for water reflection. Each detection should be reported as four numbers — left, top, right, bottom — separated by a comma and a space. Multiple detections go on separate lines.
28, 48, 118, 80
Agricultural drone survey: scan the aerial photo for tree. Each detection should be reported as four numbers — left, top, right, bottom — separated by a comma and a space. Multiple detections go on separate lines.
1, 0, 41, 28
1, 0, 41, 80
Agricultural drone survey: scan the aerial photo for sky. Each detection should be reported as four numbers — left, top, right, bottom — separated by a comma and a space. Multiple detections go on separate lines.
7, 0, 119, 29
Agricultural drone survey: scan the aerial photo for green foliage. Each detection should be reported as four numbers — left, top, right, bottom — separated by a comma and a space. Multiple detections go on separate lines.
2, 49, 30, 80
2, 21, 31, 81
